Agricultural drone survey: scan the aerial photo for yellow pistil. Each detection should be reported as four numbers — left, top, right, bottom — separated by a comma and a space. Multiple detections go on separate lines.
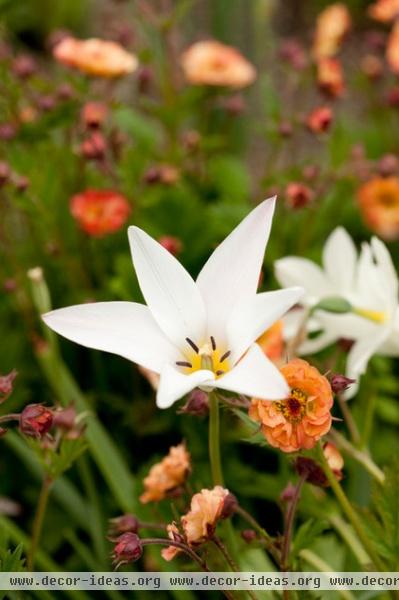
353, 307, 387, 324
176, 337, 231, 378
275, 388, 307, 424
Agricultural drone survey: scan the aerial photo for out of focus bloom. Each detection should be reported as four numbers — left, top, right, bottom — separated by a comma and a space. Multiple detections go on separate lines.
181, 40, 256, 88
295, 442, 343, 486
158, 236, 183, 257
0, 370, 17, 402
109, 514, 139, 536
257, 321, 284, 362
112, 532, 142, 568
306, 106, 333, 133
42, 198, 303, 409
279, 39, 308, 70
285, 182, 314, 209
323, 442, 344, 478
140, 443, 191, 503
81, 102, 108, 128
368, 0, 399, 22
387, 21, 399, 74
312, 3, 351, 60
357, 176, 399, 240
361, 54, 384, 79
53, 37, 138, 78
162, 486, 230, 561
275, 228, 399, 397
317, 58, 345, 97
20, 404, 53, 438
70, 189, 131, 237
249, 359, 333, 453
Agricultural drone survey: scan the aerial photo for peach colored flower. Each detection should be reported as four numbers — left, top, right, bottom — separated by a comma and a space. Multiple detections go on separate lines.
181, 40, 256, 88
161, 522, 183, 561
323, 442, 344, 480
317, 57, 345, 97
249, 358, 333, 453
140, 443, 191, 504
306, 106, 333, 133
182, 486, 229, 545
70, 189, 131, 237
313, 3, 351, 60
53, 37, 138, 78
368, 0, 399, 22
387, 21, 399, 74
357, 176, 399, 240
257, 321, 284, 363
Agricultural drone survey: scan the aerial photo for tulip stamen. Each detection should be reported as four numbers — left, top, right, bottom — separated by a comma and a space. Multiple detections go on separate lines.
185, 338, 199, 353
210, 336, 216, 351
176, 361, 193, 368
220, 350, 231, 363
216, 370, 225, 376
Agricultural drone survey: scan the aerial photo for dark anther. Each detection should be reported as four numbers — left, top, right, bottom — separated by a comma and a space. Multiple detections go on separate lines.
220, 350, 231, 363
185, 338, 199, 353
176, 361, 192, 368
210, 336, 216, 351
216, 370, 225, 376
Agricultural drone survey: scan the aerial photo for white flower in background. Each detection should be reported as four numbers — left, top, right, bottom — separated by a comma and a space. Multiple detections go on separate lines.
275, 227, 399, 397
42, 198, 303, 409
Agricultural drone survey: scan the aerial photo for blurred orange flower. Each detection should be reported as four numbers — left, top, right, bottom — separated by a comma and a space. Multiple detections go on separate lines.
182, 486, 229, 545
53, 37, 138, 78
306, 106, 333, 133
181, 40, 256, 88
357, 176, 399, 240
257, 321, 284, 363
387, 21, 399, 74
140, 443, 191, 504
70, 189, 131, 237
368, 0, 399, 22
249, 358, 333, 453
317, 57, 345, 97
313, 3, 351, 60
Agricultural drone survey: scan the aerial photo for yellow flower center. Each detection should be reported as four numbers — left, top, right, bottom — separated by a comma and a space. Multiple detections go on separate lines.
276, 388, 307, 424
175, 337, 231, 379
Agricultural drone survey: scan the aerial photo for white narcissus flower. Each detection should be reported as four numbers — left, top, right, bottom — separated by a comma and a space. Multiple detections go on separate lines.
42, 198, 303, 409
275, 227, 399, 397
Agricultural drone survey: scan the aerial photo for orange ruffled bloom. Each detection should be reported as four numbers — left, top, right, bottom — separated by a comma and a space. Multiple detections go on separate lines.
313, 3, 351, 60
257, 321, 284, 363
368, 0, 399, 22
387, 21, 399, 75
317, 57, 345, 97
249, 358, 333, 453
181, 40, 256, 88
70, 189, 131, 237
53, 37, 138, 78
357, 176, 399, 240
140, 443, 191, 504
162, 486, 229, 561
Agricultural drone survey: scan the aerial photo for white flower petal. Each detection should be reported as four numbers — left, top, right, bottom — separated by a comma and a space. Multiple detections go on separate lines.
371, 237, 398, 309
322, 227, 357, 292
196, 197, 276, 341
42, 302, 177, 373
227, 287, 304, 363
299, 329, 338, 355
275, 257, 332, 305
128, 226, 206, 349
156, 366, 214, 409
344, 327, 390, 399
214, 343, 289, 400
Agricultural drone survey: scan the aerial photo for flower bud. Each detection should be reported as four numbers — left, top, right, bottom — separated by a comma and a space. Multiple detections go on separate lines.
80, 132, 107, 160
182, 130, 201, 151
12, 54, 37, 79
0, 370, 17, 400
285, 182, 314, 209
56, 83, 75, 101
0, 123, 17, 141
361, 55, 383, 80
294, 456, 327, 487
0, 427, 8, 437
13, 175, 30, 192
329, 373, 356, 394
178, 390, 209, 416
158, 236, 183, 257
306, 106, 333, 134
109, 514, 140, 536
279, 39, 307, 70
278, 121, 293, 137
378, 153, 398, 176
222, 94, 246, 116
220, 492, 238, 519
302, 164, 319, 180
53, 404, 77, 430
280, 482, 297, 503
386, 87, 399, 107
241, 529, 257, 543
3, 279, 17, 293
36, 95, 56, 112
81, 102, 108, 129
20, 404, 53, 438
112, 532, 142, 568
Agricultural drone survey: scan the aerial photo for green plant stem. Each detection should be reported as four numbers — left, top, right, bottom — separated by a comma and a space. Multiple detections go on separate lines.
235, 505, 279, 562
336, 394, 361, 446
299, 549, 356, 600
329, 515, 370, 565
27, 475, 53, 571
330, 429, 385, 485
316, 442, 387, 572
208, 391, 224, 486
360, 387, 376, 449
281, 474, 306, 573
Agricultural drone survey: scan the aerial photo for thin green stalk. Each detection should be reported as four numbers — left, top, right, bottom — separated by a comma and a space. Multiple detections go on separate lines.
27, 476, 53, 571
360, 387, 376, 449
208, 391, 224, 486
329, 514, 369, 565
316, 442, 386, 572
299, 549, 356, 600
330, 429, 385, 484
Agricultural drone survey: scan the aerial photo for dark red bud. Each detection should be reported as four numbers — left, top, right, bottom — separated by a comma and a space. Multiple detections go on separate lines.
112, 532, 142, 568
220, 493, 238, 519
20, 404, 53, 438
178, 390, 209, 417
329, 373, 356, 394
53, 404, 77, 430
109, 514, 140, 536
241, 529, 257, 543
280, 482, 297, 503
294, 457, 328, 487
0, 370, 17, 398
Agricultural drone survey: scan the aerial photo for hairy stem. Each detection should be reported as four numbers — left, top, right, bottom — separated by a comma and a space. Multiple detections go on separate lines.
27, 475, 53, 571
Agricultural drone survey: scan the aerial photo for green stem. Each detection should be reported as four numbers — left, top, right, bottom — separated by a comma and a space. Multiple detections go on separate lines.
360, 387, 376, 449
27, 476, 53, 571
330, 429, 385, 485
299, 549, 356, 600
209, 391, 224, 486
316, 442, 387, 572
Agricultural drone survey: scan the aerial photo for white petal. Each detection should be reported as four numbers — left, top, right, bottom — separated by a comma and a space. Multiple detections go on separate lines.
156, 366, 214, 409
42, 302, 177, 373
196, 197, 276, 341
214, 343, 289, 400
344, 328, 390, 399
227, 287, 304, 363
275, 257, 332, 305
128, 226, 206, 349
371, 237, 398, 309
322, 227, 357, 292
299, 329, 338, 355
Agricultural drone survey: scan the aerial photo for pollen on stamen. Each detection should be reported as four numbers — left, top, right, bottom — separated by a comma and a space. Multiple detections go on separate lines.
185, 338, 199, 353
220, 350, 231, 363
216, 370, 225, 376
176, 361, 192, 368
210, 336, 216, 351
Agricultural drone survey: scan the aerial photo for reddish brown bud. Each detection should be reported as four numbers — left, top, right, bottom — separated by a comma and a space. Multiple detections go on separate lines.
137, 66, 153, 94
294, 457, 327, 487
386, 87, 399, 107
280, 482, 297, 503
80, 132, 107, 160
158, 236, 183, 256
81, 102, 108, 129
56, 83, 75, 101
36, 95, 56, 112
143, 165, 179, 186
329, 373, 356, 394
0, 123, 18, 141
361, 55, 383, 80
0, 370, 17, 400
241, 529, 257, 543
178, 390, 209, 417
12, 54, 37, 79
182, 130, 201, 151
302, 164, 320, 180
13, 175, 30, 192
220, 493, 238, 519
377, 153, 398, 176
285, 182, 314, 209
306, 106, 333, 134
53, 404, 77, 430
3, 279, 17, 293
20, 404, 53, 438
0, 427, 8, 437
222, 94, 246, 116
112, 532, 142, 568
279, 39, 307, 70
278, 121, 293, 137
109, 514, 140, 536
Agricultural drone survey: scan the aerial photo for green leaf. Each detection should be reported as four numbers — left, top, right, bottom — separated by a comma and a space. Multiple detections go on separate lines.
292, 519, 329, 559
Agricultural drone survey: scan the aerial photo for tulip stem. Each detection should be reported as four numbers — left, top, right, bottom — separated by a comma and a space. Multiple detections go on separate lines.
27, 475, 53, 571
316, 441, 387, 572
208, 392, 224, 486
